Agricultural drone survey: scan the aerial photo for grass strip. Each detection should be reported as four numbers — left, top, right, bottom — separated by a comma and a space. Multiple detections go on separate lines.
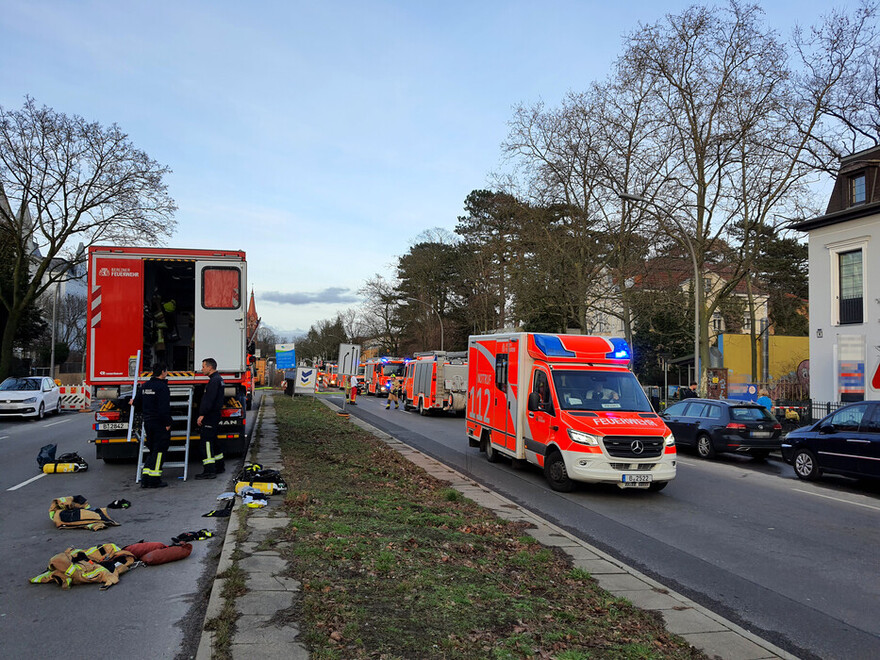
274, 394, 705, 659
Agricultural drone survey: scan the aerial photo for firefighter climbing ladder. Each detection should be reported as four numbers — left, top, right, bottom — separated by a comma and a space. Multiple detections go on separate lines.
135, 387, 195, 482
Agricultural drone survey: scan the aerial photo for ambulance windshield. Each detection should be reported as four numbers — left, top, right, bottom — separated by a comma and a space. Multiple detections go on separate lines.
551, 370, 653, 413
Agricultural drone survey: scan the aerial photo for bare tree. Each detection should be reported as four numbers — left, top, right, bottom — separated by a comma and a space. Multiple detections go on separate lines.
619, 1, 874, 391
358, 275, 405, 355
0, 98, 176, 378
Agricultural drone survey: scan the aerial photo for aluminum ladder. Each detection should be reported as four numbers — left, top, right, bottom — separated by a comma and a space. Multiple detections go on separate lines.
136, 387, 194, 482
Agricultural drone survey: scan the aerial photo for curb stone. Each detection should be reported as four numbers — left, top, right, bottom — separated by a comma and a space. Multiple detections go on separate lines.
328, 397, 799, 660
197, 394, 309, 660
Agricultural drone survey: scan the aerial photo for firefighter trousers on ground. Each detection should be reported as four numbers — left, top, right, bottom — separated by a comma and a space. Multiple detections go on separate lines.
49, 496, 120, 531
142, 422, 171, 488
197, 423, 224, 477
30, 543, 137, 590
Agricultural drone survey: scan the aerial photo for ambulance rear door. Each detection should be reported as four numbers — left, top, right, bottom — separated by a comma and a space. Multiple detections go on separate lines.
194, 261, 246, 372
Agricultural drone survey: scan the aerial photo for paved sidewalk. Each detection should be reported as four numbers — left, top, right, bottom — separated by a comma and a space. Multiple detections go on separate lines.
198, 394, 799, 659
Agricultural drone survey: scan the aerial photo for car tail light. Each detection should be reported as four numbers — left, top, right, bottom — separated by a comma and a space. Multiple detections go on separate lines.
772, 422, 782, 430
726, 422, 747, 430
96, 411, 122, 422
221, 408, 242, 418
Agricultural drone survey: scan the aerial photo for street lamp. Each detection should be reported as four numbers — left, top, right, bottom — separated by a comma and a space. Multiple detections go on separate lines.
404, 297, 444, 352
618, 192, 701, 392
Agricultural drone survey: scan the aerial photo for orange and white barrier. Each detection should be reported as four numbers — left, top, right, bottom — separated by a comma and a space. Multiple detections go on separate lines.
59, 384, 92, 412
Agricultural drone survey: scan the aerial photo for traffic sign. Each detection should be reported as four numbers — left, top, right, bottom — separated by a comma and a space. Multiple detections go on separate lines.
337, 343, 361, 376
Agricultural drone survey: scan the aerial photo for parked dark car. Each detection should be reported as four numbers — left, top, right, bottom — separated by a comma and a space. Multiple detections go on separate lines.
781, 401, 880, 481
661, 398, 782, 459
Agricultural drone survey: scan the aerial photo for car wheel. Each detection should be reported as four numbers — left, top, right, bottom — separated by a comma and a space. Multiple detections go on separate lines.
37, 402, 45, 420
696, 434, 716, 459
545, 451, 574, 492
793, 448, 821, 481
648, 481, 669, 492
55, 398, 62, 415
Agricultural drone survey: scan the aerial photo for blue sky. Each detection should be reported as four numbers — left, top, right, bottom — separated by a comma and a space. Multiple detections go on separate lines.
0, 1, 844, 336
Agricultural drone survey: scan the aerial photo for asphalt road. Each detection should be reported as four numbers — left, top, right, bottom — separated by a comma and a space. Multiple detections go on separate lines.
0, 391, 261, 660
336, 390, 880, 660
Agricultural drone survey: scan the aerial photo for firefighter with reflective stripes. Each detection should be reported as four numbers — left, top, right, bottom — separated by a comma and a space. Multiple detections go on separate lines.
195, 357, 225, 479
132, 363, 172, 488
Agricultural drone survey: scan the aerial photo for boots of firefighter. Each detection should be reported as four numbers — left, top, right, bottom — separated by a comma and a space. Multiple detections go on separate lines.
195, 462, 217, 480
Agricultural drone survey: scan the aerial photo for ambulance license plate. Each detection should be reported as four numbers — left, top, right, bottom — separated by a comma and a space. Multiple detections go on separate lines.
98, 422, 128, 431
621, 473, 652, 484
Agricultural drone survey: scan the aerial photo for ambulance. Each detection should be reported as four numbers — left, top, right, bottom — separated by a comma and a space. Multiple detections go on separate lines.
466, 333, 676, 492
86, 246, 248, 462
406, 351, 468, 416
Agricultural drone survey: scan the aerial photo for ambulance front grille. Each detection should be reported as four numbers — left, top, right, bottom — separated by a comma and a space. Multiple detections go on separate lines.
602, 436, 664, 459
609, 463, 655, 471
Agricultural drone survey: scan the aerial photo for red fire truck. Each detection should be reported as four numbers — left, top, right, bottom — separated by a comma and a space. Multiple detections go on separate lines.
405, 351, 468, 415
363, 357, 406, 396
466, 333, 676, 492
86, 246, 248, 462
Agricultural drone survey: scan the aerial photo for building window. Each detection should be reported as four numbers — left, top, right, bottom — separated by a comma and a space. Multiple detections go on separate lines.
850, 174, 866, 205
838, 249, 863, 324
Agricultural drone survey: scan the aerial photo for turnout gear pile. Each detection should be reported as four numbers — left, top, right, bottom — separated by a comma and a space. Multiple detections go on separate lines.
234, 464, 287, 495
30, 543, 137, 591
49, 496, 119, 531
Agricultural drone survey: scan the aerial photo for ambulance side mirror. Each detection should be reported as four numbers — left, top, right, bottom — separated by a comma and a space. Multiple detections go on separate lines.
528, 392, 540, 411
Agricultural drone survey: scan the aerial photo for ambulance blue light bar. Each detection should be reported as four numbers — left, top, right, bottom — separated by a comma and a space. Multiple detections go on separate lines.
606, 338, 631, 360
534, 334, 575, 357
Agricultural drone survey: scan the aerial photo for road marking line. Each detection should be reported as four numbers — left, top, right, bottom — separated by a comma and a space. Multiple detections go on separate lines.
793, 488, 880, 512
43, 420, 68, 427
0, 435, 8, 440
7, 473, 47, 491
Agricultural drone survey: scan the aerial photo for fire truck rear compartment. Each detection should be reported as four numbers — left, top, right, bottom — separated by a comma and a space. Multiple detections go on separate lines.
142, 260, 195, 373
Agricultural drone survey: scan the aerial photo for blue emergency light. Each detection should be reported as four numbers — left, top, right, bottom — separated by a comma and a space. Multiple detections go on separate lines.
606, 338, 631, 360
534, 334, 576, 357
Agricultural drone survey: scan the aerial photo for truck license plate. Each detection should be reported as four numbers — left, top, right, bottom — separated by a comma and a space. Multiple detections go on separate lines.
98, 422, 128, 431
621, 473, 652, 484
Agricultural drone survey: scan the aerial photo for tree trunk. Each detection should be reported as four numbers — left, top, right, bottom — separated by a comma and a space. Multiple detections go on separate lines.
0, 306, 23, 380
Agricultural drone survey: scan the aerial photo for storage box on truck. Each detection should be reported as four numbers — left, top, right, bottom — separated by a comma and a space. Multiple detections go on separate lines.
86, 246, 249, 462
466, 333, 676, 492
406, 351, 467, 416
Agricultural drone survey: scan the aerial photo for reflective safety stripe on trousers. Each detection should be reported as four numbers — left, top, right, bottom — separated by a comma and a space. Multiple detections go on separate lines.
143, 452, 163, 477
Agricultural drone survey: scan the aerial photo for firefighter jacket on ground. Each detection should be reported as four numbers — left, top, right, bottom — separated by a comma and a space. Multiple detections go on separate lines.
133, 376, 173, 427
49, 496, 120, 531
199, 371, 224, 425
30, 543, 137, 590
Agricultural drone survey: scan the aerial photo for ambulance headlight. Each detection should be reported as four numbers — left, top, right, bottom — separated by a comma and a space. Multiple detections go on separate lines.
664, 432, 675, 446
568, 429, 600, 446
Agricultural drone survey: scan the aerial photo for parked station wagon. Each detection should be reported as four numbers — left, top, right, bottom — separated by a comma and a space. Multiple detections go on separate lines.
661, 398, 782, 459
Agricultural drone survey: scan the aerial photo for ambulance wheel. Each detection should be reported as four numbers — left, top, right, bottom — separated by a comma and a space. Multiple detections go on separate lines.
544, 451, 574, 492
418, 399, 429, 416
484, 435, 501, 463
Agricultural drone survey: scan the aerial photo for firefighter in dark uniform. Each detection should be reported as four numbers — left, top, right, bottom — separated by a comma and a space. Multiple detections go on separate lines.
195, 357, 225, 479
132, 363, 172, 488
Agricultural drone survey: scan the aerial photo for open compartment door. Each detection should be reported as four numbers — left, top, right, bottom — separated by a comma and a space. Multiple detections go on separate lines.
194, 261, 246, 372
